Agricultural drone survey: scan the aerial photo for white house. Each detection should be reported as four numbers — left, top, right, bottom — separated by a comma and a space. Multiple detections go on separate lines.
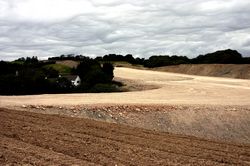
72, 76, 81, 86
64, 75, 81, 86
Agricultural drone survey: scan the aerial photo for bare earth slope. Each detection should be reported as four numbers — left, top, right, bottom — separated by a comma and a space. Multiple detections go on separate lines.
1, 67, 250, 106
56, 60, 79, 68
1, 108, 250, 166
155, 64, 250, 79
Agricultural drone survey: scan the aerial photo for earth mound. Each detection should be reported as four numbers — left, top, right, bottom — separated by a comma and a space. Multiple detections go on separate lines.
155, 64, 250, 79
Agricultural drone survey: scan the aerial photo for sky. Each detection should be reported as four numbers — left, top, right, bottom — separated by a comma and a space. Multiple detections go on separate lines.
0, 0, 250, 60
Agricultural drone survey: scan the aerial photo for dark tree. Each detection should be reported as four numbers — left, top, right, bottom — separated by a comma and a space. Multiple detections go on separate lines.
75, 58, 100, 80
75, 58, 114, 87
102, 63, 114, 80
192, 49, 242, 64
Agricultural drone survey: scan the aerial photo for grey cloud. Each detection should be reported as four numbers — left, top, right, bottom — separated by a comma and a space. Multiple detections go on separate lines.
0, 0, 250, 60
243, 38, 250, 47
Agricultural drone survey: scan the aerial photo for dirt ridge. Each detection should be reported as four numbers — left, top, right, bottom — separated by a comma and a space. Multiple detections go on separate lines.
155, 64, 250, 79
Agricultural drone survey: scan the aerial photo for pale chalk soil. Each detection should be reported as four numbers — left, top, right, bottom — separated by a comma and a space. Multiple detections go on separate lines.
1, 67, 250, 106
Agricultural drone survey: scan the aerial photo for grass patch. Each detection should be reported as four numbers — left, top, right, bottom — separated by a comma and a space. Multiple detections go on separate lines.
11, 61, 25, 65
43, 64, 72, 74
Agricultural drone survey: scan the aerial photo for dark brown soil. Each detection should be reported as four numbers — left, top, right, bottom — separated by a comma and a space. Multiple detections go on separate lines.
1, 108, 250, 165
11, 104, 250, 145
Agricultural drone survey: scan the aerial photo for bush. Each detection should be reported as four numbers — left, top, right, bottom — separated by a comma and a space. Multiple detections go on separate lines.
76, 59, 114, 86
102, 62, 114, 80
84, 69, 110, 85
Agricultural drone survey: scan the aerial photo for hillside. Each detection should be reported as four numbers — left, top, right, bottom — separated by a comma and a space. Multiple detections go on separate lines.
56, 60, 79, 68
154, 64, 250, 79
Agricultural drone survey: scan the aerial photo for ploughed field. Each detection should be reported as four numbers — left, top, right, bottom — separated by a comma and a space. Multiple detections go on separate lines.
1, 108, 250, 165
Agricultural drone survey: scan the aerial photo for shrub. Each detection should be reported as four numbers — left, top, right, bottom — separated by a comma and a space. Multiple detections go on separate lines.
76, 59, 114, 86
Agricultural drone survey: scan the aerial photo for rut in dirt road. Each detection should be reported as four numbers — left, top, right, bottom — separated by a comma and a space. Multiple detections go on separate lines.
0, 108, 250, 165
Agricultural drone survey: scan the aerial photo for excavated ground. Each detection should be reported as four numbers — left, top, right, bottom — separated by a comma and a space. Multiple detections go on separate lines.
1, 67, 250, 165
1, 108, 250, 166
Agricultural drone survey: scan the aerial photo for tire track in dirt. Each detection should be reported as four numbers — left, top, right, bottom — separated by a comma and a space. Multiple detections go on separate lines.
1, 108, 250, 165
0, 135, 96, 165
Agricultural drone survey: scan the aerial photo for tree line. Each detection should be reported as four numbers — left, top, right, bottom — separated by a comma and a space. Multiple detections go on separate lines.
0, 57, 117, 95
48, 49, 250, 68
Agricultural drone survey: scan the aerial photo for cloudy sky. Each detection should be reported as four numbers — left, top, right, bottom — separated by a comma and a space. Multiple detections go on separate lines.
0, 0, 250, 60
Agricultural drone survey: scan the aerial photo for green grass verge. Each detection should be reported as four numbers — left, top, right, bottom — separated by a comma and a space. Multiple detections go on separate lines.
43, 64, 72, 74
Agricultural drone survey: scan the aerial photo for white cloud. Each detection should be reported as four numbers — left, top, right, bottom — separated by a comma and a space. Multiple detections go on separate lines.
0, 0, 250, 60
0, 0, 93, 22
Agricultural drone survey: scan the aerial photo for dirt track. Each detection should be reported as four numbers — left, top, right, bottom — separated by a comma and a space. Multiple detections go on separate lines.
1, 108, 250, 165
